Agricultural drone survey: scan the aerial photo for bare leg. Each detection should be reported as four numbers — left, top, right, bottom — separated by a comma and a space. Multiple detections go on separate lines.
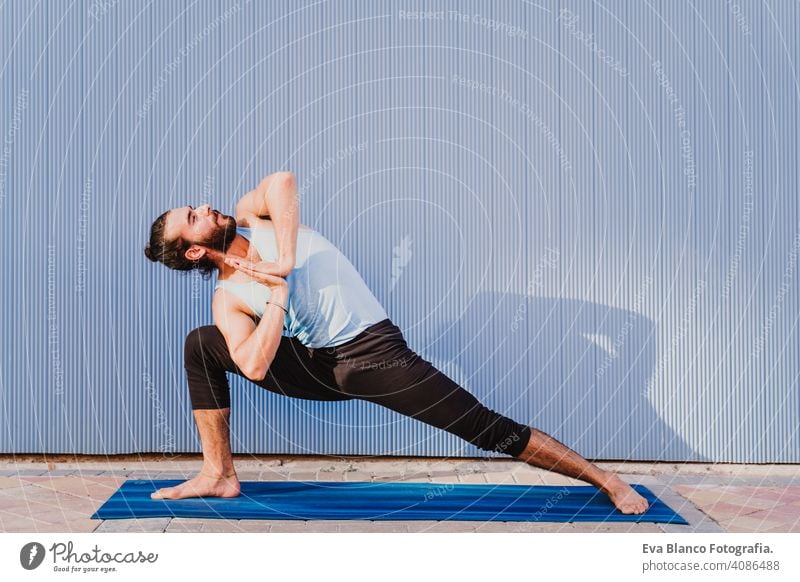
150, 409, 241, 500
517, 428, 649, 514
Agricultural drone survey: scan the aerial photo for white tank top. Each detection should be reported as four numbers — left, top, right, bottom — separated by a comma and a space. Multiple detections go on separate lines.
215, 224, 388, 348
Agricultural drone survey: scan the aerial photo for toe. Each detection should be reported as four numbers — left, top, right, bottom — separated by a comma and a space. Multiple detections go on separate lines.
151, 488, 173, 500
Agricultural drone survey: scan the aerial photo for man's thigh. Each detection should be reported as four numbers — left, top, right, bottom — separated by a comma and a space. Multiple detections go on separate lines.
187, 325, 350, 404
261, 336, 352, 401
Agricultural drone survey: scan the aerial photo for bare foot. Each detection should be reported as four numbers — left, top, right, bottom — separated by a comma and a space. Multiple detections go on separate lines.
150, 473, 240, 500
602, 474, 649, 514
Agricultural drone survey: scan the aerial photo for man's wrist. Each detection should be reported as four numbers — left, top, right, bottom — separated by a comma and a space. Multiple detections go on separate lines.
277, 255, 295, 275
269, 286, 289, 307
265, 300, 288, 314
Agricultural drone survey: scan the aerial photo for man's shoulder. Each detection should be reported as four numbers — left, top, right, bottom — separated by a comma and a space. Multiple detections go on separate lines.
212, 284, 244, 312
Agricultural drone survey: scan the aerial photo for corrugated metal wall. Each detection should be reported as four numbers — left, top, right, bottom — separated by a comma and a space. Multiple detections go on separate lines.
1, 1, 797, 461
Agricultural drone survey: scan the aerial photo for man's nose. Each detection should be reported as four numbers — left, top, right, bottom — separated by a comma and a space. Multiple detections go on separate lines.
198, 203, 212, 215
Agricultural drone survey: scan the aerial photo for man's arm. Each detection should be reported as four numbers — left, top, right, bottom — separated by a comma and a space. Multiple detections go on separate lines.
235, 172, 299, 277
212, 283, 289, 382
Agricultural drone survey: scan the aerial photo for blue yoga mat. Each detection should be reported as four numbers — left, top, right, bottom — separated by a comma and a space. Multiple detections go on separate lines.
92, 480, 687, 523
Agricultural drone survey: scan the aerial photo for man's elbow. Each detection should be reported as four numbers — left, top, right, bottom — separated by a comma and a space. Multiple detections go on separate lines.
245, 367, 268, 382
276, 171, 295, 185
261, 171, 295, 192
240, 364, 267, 383
232, 352, 268, 382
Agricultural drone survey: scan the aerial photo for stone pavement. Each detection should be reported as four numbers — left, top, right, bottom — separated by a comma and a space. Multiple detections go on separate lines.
1, 456, 798, 533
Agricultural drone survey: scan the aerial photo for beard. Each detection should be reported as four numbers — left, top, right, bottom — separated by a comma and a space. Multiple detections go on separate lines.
194, 214, 237, 253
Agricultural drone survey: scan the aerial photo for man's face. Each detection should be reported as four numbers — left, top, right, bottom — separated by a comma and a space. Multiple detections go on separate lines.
163, 203, 237, 258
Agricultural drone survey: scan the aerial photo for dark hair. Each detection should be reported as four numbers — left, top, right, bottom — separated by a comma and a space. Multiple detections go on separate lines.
144, 209, 216, 279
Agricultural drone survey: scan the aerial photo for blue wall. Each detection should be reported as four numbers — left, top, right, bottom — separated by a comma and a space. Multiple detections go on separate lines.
1, 1, 797, 461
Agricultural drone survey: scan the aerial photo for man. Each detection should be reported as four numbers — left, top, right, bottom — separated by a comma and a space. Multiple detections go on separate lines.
143, 171, 649, 514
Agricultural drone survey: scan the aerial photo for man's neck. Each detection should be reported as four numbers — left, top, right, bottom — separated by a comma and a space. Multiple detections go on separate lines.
226, 233, 252, 258
214, 233, 256, 279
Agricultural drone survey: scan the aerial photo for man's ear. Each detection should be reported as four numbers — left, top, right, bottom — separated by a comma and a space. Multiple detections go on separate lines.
185, 245, 206, 261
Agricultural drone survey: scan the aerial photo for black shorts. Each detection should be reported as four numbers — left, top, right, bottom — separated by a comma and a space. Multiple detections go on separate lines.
184, 319, 531, 456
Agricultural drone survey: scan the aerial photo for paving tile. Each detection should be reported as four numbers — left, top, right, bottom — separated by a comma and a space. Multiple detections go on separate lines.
425, 470, 460, 481
336, 521, 410, 533
0, 485, 34, 499
626, 475, 661, 486
193, 519, 246, 533
33, 498, 97, 517
570, 522, 660, 533
280, 461, 332, 472
64, 469, 108, 477
126, 472, 166, 481
232, 472, 261, 481
742, 505, 800, 524
458, 473, 488, 484
165, 518, 270, 533
235, 519, 274, 533
452, 462, 488, 474
0, 515, 45, 532
258, 471, 290, 481
45, 470, 82, 477
286, 471, 317, 481
75, 475, 127, 486
672, 489, 732, 506
482, 472, 516, 485
537, 474, 586, 486
342, 471, 375, 482
405, 520, 479, 533
307, 522, 348, 532
35, 512, 86, 527
719, 494, 782, 511
164, 518, 204, 533
698, 501, 762, 521
152, 472, 193, 480
314, 472, 346, 482
675, 485, 794, 509
473, 521, 577, 533
371, 474, 405, 483
0, 477, 24, 489
390, 462, 434, 475
265, 521, 310, 533
714, 514, 787, 533
659, 522, 722, 533
94, 518, 171, 533
428, 475, 459, 484
509, 472, 544, 485
719, 520, 792, 533
24, 512, 100, 533
25, 522, 83, 533
3, 512, 98, 533
49, 519, 100, 533
20, 476, 108, 499
398, 476, 431, 483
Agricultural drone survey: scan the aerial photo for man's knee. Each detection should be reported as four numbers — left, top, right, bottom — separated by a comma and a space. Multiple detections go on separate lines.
184, 325, 224, 368
461, 408, 532, 458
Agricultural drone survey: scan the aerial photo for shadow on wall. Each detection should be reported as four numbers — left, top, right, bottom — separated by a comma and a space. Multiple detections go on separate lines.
426, 292, 705, 463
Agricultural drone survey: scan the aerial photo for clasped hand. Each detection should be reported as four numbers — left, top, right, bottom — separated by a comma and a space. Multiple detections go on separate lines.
223, 257, 288, 288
